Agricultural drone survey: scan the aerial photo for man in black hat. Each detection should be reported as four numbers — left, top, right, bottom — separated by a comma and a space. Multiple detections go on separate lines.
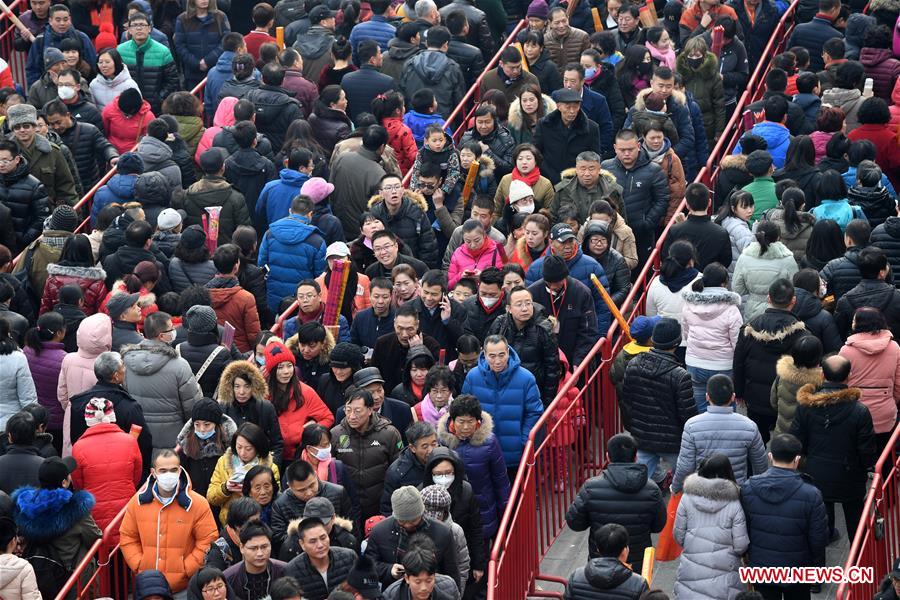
527, 254, 598, 366
620, 317, 697, 490
533, 87, 602, 184
336, 367, 414, 442
108, 291, 144, 352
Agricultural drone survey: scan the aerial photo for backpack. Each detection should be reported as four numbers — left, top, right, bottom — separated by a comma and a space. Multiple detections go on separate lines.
24, 539, 76, 599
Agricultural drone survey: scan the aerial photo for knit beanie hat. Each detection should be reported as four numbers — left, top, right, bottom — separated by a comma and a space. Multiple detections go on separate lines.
508, 180, 534, 204
185, 305, 218, 334
526, 0, 548, 19
542, 254, 569, 283
94, 21, 118, 52
421, 484, 451, 521
7, 103, 37, 129
346, 555, 381, 599
300, 177, 335, 204
391, 485, 425, 521
84, 397, 117, 427
651, 317, 682, 350
118, 88, 143, 116
43, 47, 66, 71
329, 342, 366, 369
117, 152, 144, 175
264, 340, 296, 375
180, 225, 207, 250
191, 397, 223, 425
47, 205, 79, 232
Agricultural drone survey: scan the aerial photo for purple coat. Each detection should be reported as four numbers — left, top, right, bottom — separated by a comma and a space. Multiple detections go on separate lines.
24, 342, 67, 430
860, 47, 900, 102
437, 411, 511, 539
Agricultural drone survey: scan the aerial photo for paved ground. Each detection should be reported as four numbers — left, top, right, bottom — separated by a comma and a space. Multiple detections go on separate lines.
534, 506, 851, 599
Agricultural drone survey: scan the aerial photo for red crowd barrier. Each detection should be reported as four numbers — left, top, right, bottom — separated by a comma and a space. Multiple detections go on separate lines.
0, 0, 29, 87
486, 3, 802, 598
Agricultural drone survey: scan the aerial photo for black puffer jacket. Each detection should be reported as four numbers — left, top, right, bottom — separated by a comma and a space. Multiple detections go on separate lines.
279, 515, 359, 562
565, 556, 650, 600
379, 447, 427, 516
217, 77, 260, 103
237, 258, 273, 328
733, 308, 809, 418
368, 190, 440, 269
102, 244, 171, 291
620, 349, 697, 453
224, 148, 276, 230
566, 462, 667, 561
459, 124, 516, 177
270, 480, 354, 548
176, 331, 232, 397
488, 311, 561, 405
0, 158, 49, 253
872, 217, 900, 278
244, 85, 304, 153
821, 247, 871, 301
308, 104, 352, 158
366, 516, 461, 589
791, 383, 876, 501
421, 446, 487, 571
439, 0, 495, 58
212, 127, 275, 161
848, 184, 896, 229
284, 547, 357, 600
57, 121, 118, 190
448, 37, 486, 88
601, 150, 670, 236
834, 279, 900, 341
168, 257, 217, 294
791, 288, 842, 354
134, 171, 173, 228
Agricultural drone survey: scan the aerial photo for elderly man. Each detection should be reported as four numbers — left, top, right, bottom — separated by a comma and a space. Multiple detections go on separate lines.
6, 103, 77, 207
562, 64, 614, 158
372, 303, 442, 392
534, 88, 602, 184
334, 367, 414, 442
624, 67, 696, 167
543, 7, 589, 71
551, 151, 622, 223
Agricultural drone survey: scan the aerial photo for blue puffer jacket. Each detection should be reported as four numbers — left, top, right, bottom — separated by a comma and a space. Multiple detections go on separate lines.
437, 412, 510, 539
403, 110, 447, 147
842, 166, 897, 197
256, 169, 310, 227
258, 214, 327, 312
348, 16, 395, 61
460, 347, 544, 466
92, 173, 138, 225
740, 467, 829, 569
204, 50, 236, 116
733, 121, 791, 168
174, 10, 230, 89
526, 249, 612, 335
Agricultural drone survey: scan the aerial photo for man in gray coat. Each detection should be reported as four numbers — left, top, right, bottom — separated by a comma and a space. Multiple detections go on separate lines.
671, 374, 768, 494
329, 125, 388, 239
122, 311, 202, 451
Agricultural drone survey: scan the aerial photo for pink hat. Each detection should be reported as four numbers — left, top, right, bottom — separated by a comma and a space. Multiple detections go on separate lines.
301, 177, 335, 204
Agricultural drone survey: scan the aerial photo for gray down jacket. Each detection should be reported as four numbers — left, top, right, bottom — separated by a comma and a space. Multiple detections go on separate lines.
122, 339, 202, 450
168, 257, 218, 294
673, 474, 750, 600
136, 135, 183, 191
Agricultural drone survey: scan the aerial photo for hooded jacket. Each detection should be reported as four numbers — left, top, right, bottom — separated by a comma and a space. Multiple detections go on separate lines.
848, 183, 896, 229
294, 24, 335, 80
93, 171, 138, 225
681, 287, 743, 371
102, 97, 154, 155
0, 553, 41, 599
791, 288, 842, 353
279, 514, 359, 562
120, 468, 219, 592
176, 176, 250, 246
582, 221, 632, 306
244, 85, 303, 152
122, 339, 203, 450
839, 331, 900, 434
791, 383, 877, 500
565, 556, 648, 600
460, 347, 544, 466
217, 360, 284, 464
770, 355, 825, 438
23, 340, 66, 431
206, 277, 260, 354
835, 278, 900, 341
732, 241, 799, 321
258, 214, 327, 312
673, 475, 750, 600
223, 148, 276, 232
195, 97, 238, 163
368, 190, 440, 269
821, 86, 866, 132
0, 157, 49, 253
379, 446, 428, 516
676, 52, 727, 147
734, 308, 810, 418
400, 50, 465, 119
89, 64, 140, 111
382, 38, 423, 82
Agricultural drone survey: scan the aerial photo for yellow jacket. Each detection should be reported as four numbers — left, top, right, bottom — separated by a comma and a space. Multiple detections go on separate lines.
206, 449, 281, 524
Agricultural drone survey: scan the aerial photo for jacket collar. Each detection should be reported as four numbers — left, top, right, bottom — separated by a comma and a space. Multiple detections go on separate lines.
137, 468, 194, 510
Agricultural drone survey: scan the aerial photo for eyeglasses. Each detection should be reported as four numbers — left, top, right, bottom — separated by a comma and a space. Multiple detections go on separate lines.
296, 292, 318, 301
373, 244, 395, 254
202, 582, 227, 595
11, 123, 34, 130
381, 184, 402, 192
0, 158, 15, 166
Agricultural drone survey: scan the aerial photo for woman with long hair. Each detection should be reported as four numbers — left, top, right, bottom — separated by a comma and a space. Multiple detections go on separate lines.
774, 136, 824, 209
309, 84, 353, 157
162, 91, 206, 159
218, 359, 285, 466
318, 37, 356, 89
372, 91, 417, 174
733, 221, 799, 320
241, 465, 279, 524
0, 318, 36, 431
41, 234, 107, 315
507, 83, 555, 145
207, 421, 281, 523
645, 26, 676, 69
23, 311, 67, 452
276, 119, 328, 178
509, 213, 550, 270
646, 240, 700, 326
810, 169, 867, 230
177, 397, 237, 499
263, 340, 334, 462
674, 453, 749, 600
715, 190, 756, 269
801, 218, 846, 270
616, 45, 653, 108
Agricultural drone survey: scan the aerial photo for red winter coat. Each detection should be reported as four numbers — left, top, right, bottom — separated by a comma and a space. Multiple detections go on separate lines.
860, 47, 900, 103
847, 123, 900, 186
40, 263, 108, 316
382, 116, 418, 175
102, 99, 154, 154
273, 381, 335, 461
550, 351, 584, 447
71, 422, 142, 534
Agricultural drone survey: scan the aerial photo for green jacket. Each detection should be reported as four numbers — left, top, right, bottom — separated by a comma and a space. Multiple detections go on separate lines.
116, 38, 180, 109
676, 52, 727, 147
743, 176, 778, 223
16, 135, 78, 207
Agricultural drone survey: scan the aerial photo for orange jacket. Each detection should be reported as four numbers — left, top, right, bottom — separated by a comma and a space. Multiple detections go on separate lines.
208, 279, 262, 353
315, 272, 372, 317
119, 469, 218, 592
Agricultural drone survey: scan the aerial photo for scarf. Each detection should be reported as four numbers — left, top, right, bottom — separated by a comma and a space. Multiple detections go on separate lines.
301, 448, 334, 482
512, 166, 542, 188
411, 381, 424, 402
298, 304, 324, 324
643, 141, 666, 161
419, 393, 452, 424
647, 44, 676, 70
660, 267, 700, 293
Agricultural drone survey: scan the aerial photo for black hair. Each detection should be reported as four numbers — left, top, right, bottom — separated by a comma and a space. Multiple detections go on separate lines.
805, 219, 846, 266
593, 523, 629, 558
823, 37, 845, 59
371, 90, 404, 121
858, 246, 888, 279
0, 319, 17, 355
411, 88, 435, 113
448, 393, 481, 421
445, 10, 467, 35
59, 283, 84, 306
426, 26, 451, 48
771, 433, 803, 463
232, 422, 271, 459
270, 577, 303, 600
455, 334, 481, 354
24, 311, 65, 355
239, 519, 273, 545
853, 306, 888, 333
780, 188, 806, 234
817, 169, 847, 201
691, 262, 728, 292
301, 423, 331, 449
232, 121, 257, 149
346, 387, 375, 408
660, 240, 696, 280
402, 534, 438, 575
194, 568, 229, 593
697, 453, 736, 482
241, 465, 277, 502
796, 71, 818, 94
791, 335, 823, 369
226, 496, 262, 529
706, 374, 734, 406
213, 243, 241, 274
764, 68, 788, 93
424, 364, 455, 395
768, 278, 795, 307
5, 412, 35, 445
286, 458, 316, 483
684, 182, 709, 212
125, 220, 153, 247
261, 62, 285, 86
835, 60, 864, 90
858, 97, 891, 125
763, 95, 789, 122
607, 433, 638, 462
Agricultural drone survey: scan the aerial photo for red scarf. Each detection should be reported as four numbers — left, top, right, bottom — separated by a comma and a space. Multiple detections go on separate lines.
298, 304, 324, 324
512, 166, 541, 188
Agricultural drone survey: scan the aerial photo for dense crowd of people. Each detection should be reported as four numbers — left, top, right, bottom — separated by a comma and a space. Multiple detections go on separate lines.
0, 0, 898, 596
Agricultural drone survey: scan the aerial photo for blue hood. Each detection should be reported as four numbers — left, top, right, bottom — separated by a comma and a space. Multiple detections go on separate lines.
213, 50, 236, 74
278, 168, 309, 187
132, 0, 155, 24
12, 487, 96, 542
269, 215, 320, 245
752, 121, 791, 147
108, 173, 138, 197
134, 570, 173, 599
475, 346, 522, 387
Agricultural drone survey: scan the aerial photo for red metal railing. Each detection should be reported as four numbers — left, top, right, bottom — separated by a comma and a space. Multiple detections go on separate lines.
486, 4, 802, 597
0, 0, 28, 87
54, 507, 129, 600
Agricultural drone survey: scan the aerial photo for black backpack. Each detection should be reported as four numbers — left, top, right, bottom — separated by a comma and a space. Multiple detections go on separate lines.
24, 539, 76, 599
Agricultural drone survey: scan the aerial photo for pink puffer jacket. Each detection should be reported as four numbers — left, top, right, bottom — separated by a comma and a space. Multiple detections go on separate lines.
839, 330, 900, 434
681, 286, 744, 371
447, 236, 506, 288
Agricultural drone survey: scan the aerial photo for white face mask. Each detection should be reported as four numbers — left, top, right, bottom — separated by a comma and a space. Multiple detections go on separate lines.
433, 474, 455, 488
161, 330, 176, 344
156, 471, 180, 492
313, 445, 332, 461
58, 86, 76, 101
515, 202, 535, 215
480, 296, 500, 308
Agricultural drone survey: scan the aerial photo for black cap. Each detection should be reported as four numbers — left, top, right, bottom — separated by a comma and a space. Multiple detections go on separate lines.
353, 367, 384, 388
550, 223, 576, 242
39, 456, 77, 489
309, 5, 336, 22
552, 88, 582, 103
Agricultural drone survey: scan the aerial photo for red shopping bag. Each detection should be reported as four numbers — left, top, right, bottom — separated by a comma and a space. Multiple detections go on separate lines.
656, 492, 683, 561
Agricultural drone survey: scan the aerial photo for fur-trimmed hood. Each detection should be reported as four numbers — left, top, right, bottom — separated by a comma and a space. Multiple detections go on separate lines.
719, 154, 747, 171
286, 326, 335, 365
217, 360, 269, 403
675, 52, 719, 80
437, 411, 494, 448
47, 263, 106, 281
367, 189, 428, 213
634, 87, 687, 109
868, 0, 900, 12
12, 487, 96, 542
797, 382, 862, 407
683, 473, 741, 503
743, 319, 807, 343
508, 94, 557, 131
776, 356, 824, 388
286, 515, 353, 538
473, 154, 495, 181
682, 287, 742, 306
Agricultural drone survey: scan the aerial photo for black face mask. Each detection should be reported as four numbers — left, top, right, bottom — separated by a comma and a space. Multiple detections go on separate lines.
687, 56, 704, 70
